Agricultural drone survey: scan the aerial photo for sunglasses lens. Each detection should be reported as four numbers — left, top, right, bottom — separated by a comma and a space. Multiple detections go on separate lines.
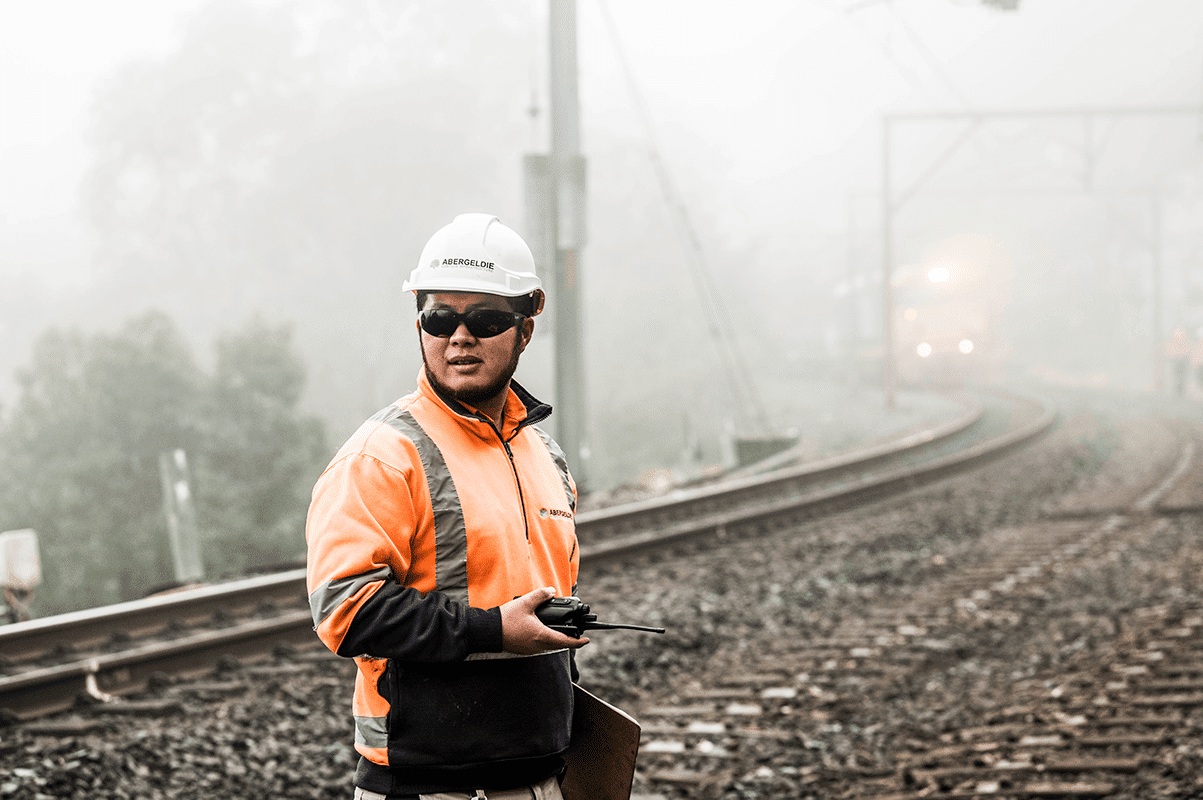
419, 309, 462, 337
464, 309, 519, 338
420, 309, 522, 338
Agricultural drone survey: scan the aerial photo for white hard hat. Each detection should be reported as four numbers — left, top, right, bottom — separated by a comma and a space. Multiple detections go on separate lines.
404, 213, 543, 300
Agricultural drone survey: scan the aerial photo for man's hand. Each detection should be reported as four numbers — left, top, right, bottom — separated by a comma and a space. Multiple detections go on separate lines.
500, 586, 589, 654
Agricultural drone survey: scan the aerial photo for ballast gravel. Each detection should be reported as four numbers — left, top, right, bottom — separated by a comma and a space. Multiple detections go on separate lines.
3, 387, 1201, 800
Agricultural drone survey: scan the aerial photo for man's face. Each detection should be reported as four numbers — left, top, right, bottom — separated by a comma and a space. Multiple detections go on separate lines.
419, 292, 533, 409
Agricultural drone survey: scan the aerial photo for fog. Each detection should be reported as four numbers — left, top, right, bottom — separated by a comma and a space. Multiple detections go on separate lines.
3, 0, 1203, 493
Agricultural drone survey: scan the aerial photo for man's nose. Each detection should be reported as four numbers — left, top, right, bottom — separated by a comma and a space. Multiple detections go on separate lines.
449, 322, 475, 342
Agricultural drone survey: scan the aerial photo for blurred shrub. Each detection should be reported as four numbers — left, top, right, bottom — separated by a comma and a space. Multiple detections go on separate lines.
0, 310, 328, 615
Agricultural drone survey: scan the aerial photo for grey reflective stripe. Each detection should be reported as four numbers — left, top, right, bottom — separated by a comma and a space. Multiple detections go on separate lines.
354, 715, 389, 749
464, 649, 550, 661
533, 426, 575, 513
309, 566, 393, 628
383, 411, 470, 604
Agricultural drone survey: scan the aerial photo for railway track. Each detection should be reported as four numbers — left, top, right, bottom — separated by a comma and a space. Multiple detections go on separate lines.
621, 414, 1203, 800
0, 387, 1045, 721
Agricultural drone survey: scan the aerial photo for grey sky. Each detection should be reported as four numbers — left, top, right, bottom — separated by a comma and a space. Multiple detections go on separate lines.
2, 0, 1201, 282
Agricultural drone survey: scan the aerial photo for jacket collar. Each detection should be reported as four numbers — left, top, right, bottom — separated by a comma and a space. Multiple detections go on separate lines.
416, 368, 552, 441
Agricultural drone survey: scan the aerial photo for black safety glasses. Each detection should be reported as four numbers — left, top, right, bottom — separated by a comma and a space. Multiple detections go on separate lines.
419, 308, 526, 338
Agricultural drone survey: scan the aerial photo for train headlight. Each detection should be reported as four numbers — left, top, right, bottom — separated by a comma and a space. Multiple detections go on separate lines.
917, 342, 932, 358
959, 339, 974, 355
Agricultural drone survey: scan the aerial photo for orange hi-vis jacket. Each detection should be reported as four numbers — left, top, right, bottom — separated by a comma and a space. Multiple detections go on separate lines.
305, 371, 579, 795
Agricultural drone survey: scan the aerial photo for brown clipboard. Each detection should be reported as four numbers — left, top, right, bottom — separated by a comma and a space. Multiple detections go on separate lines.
560, 684, 642, 800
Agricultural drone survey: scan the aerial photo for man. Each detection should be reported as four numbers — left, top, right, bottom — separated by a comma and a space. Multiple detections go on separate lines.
306, 213, 586, 800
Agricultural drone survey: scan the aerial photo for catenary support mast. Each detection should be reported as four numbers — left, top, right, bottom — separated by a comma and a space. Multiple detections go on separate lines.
549, 0, 589, 489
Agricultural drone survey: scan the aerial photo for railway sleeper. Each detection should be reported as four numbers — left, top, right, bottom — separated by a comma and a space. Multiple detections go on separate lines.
639, 766, 732, 795
1072, 733, 1170, 747
640, 740, 735, 759
878, 779, 1118, 799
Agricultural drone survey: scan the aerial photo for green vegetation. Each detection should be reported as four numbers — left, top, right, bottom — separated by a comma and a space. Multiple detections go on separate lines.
0, 311, 328, 616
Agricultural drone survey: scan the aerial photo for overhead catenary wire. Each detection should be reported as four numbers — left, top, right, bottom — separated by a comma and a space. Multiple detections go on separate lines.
884, 2, 974, 109
595, 0, 772, 437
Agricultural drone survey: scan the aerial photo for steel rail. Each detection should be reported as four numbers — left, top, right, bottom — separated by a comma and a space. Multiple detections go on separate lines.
0, 387, 1050, 720
0, 388, 984, 665
574, 389, 984, 542
580, 388, 1054, 564
1, 611, 316, 719
0, 567, 310, 664
708, 389, 982, 480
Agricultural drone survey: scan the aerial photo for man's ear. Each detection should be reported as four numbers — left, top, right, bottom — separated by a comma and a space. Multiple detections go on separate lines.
518, 316, 535, 353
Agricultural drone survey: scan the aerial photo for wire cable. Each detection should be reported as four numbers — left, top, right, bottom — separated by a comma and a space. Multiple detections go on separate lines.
594, 0, 772, 435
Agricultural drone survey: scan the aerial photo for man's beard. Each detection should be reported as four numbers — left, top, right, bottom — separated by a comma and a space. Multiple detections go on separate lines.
421, 335, 523, 409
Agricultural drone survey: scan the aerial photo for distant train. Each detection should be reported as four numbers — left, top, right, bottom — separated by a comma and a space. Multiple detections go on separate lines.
893, 264, 1010, 385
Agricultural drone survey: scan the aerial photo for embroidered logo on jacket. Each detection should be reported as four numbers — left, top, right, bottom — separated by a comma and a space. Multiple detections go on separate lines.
539, 508, 573, 520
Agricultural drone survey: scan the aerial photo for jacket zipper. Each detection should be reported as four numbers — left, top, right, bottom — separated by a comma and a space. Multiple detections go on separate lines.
468, 408, 536, 544
478, 411, 531, 543
502, 439, 530, 542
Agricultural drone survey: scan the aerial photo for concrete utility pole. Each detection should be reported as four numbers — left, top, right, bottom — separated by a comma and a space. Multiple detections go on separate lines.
548, 0, 589, 489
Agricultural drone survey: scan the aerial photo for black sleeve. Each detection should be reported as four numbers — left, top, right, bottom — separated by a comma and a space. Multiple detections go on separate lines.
337, 583, 504, 661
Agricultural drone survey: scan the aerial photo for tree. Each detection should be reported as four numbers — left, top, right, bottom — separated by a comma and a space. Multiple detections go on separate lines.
82, 0, 538, 432
0, 311, 328, 615
194, 318, 328, 577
